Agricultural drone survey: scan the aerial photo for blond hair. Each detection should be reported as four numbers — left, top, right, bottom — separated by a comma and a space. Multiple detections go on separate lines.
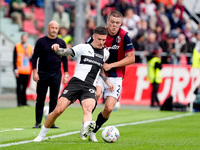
108, 10, 123, 19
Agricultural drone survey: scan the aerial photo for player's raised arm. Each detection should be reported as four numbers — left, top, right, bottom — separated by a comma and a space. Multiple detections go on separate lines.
52, 44, 73, 56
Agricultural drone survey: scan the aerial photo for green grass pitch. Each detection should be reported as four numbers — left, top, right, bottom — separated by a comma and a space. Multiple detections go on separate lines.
0, 105, 200, 150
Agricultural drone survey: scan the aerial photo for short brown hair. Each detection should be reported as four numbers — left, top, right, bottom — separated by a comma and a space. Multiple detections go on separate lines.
108, 10, 123, 19
93, 26, 108, 35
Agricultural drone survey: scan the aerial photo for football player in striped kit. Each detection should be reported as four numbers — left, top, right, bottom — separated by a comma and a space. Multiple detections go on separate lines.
33, 26, 114, 142
88, 10, 135, 142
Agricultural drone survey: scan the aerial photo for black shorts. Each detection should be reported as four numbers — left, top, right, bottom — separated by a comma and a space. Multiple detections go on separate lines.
60, 77, 97, 103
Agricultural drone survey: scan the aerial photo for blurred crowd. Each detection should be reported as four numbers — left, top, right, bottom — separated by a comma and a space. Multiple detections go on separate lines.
96, 0, 200, 65
1, 0, 200, 65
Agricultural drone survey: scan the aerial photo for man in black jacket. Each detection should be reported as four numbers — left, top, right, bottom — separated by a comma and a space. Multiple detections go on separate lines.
32, 21, 69, 128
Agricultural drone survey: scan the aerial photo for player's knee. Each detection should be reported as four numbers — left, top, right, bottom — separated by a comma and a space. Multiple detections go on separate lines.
83, 104, 95, 114
104, 106, 113, 114
53, 108, 63, 117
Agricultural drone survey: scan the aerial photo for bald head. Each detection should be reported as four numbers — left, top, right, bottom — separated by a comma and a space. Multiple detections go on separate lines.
48, 21, 59, 27
47, 21, 59, 39
21, 33, 28, 44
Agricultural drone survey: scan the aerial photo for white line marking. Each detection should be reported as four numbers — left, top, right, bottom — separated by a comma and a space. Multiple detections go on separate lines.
115, 113, 192, 127
0, 113, 192, 148
0, 128, 24, 133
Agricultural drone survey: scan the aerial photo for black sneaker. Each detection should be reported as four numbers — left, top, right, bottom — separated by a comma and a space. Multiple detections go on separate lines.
50, 124, 59, 129
32, 123, 41, 128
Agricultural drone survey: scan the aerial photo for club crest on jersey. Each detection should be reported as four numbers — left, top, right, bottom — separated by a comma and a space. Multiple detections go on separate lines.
63, 90, 68, 94
116, 36, 121, 43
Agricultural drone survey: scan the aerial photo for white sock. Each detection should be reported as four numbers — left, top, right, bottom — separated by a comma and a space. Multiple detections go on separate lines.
38, 125, 50, 137
83, 121, 90, 129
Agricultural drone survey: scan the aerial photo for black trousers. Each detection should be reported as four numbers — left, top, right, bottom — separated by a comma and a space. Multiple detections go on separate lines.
16, 74, 30, 106
35, 71, 61, 124
151, 82, 160, 106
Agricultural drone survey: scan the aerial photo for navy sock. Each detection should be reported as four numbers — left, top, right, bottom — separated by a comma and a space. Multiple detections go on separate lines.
93, 112, 108, 133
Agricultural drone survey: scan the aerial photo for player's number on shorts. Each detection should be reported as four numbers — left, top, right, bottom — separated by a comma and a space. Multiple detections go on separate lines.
117, 85, 121, 97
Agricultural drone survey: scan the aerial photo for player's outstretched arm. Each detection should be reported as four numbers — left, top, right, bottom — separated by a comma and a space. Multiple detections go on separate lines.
52, 44, 73, 56
55, 48, 73, 56
99, 68, 114, 91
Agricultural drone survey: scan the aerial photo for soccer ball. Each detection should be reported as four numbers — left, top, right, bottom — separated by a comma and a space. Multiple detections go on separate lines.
43, 106, 49, 119
102, 126, 119, 143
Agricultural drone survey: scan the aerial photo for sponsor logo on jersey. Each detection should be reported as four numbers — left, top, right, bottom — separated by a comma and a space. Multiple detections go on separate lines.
106, 45, 120, 51
83, 58, 102, 67
63, 90, 68, 94
89, 89, 95, 93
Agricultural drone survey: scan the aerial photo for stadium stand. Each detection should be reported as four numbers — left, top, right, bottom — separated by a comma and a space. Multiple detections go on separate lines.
34, 7, 44, 21
0, 8, 35, 93
0, 34, 16, 92
23, 20, 39, 35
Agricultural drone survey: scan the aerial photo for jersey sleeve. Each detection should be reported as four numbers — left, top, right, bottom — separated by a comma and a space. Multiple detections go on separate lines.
104, 49, 110, 62
71, 44, 83, 57
123, 33, 135, 53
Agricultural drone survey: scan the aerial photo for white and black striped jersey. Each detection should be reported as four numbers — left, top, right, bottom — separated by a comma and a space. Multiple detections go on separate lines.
71, 43, 109, 87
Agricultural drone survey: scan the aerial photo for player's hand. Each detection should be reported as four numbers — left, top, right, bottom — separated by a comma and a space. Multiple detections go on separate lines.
105, 79, 114, 92
63, 74, 69, 84
107, 83, 114, 92
103, 63, 113, 71
51, 44, 60, 51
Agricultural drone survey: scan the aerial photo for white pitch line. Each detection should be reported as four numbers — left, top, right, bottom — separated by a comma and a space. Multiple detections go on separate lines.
115, 113, 192, 127
0, 113, 192, 148
0, 128, 24, 133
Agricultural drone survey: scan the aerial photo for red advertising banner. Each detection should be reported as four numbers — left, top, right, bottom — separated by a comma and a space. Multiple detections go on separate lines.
27, 62, 199, 105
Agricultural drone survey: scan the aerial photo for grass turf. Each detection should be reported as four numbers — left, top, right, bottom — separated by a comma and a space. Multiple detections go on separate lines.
0, 105, 199, 150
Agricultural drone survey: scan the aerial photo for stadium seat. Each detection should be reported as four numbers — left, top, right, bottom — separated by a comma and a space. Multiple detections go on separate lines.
38, 32, 44, 38
0, 0, 8, 7
23, 20, 39, 35
36, 20, 44, 30
34, 7, 44, 21
23, 7, 32, 13
0, 0, 9, 17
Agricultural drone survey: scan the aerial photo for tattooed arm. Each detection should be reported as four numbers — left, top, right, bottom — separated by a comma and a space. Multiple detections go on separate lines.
99, 68, 114, 91
51, 43, 74, 56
